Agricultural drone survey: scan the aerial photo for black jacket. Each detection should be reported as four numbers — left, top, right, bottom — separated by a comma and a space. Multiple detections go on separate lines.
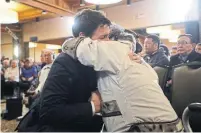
144, 48, 169, 67
170, 51, 201, 67
38, 53, 103, 132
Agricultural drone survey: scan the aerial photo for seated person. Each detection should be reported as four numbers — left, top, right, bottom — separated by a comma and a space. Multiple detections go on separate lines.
170, 34, 201, 67
63, 25, 182, 132
20, 59, 37, 92
4, 60, 19, 96
26, 50, 54, 107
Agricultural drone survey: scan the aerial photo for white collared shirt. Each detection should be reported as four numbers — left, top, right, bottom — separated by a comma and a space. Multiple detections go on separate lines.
4, 67, 19, 82
35, 63, 52, 93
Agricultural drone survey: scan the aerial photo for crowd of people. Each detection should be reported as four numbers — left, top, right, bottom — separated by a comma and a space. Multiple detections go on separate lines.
1, 50, 55, 105
1, 9, 201, 132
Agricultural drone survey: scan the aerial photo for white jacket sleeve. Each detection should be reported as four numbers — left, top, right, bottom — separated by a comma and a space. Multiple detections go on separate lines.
76, 38, 119, 74
35, 68, 50, 93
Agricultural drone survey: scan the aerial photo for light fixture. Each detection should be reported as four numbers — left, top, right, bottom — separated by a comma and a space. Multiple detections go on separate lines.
80, 0, 85, 6
0, 9, 18, 24
127, 0, 131, 6
0, 0, 18, 24
46, 44, 61, 50
42, 10, 47, 15
29, 42, 37, 48
84, 0, 122, 5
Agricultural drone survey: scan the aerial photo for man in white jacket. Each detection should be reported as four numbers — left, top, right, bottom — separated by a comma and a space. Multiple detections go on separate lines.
62, 25, 183, 132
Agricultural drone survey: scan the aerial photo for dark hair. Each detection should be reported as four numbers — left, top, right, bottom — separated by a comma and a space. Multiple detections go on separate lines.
146, 34, 160, 48
197, 43, 201, 46
72, 9, 111, 37
178, 34, 193, 43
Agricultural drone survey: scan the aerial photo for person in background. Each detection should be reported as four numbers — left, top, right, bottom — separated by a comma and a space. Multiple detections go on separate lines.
143, 35, 169, 67
4, 60, 19, 96
2, 59, 10, 72
170, 34, 201, 66
26, 50, 54, 108
20, 59, 37, 92
160, 43, 170, 57
195, 43, 201, 54
170, 46, 178, 56
40, 50, 47, 69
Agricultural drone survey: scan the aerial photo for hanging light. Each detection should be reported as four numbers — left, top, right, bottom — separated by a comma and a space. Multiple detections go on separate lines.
0, 0, 18, 24
84, 0, 122, 5
42, 10, 47, 15
0, 9, 18, 24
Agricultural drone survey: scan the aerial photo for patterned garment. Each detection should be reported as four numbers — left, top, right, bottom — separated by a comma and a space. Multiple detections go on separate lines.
128, 119, 184, 132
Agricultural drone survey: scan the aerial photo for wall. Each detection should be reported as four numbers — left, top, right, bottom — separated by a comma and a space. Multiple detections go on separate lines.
103, 0, 199, 29
29, 43, 59, 62
1, 44, 13, 59
23, 17, 73, 42
1, 33, 12, 44
22, 0, 199, 41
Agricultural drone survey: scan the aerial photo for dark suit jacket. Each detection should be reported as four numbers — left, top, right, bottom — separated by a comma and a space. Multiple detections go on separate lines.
38, 53, 103, 132
144, 48, 169, 67
170, 51, 201, 67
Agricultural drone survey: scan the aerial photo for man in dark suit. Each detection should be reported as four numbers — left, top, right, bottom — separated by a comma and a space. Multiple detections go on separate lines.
143, 35, 169, 67
37, 9, 111, 132
170, 34, 201, 66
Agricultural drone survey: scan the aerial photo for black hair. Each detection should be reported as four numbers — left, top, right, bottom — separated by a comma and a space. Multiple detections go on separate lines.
178, 34, 193, 43
72, 9, 111, 37
196, 43, 201, 46
146, 34, 160, 48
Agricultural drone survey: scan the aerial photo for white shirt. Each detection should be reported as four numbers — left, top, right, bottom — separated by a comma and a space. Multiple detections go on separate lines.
76, 38, 178, 132
4, 67, 19, 82
35, 63, 52, 93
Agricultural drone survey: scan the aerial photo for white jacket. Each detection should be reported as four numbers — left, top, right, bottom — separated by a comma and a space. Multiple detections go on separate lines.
76, 38, 178, 132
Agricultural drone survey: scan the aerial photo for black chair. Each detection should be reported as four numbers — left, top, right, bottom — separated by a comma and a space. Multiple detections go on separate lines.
182, 103, 201, 132
171, 62, 201, 131
153, 65, 169, 90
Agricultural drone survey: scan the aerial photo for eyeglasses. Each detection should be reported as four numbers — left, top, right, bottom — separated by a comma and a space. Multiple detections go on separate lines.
177, 40, 189, 45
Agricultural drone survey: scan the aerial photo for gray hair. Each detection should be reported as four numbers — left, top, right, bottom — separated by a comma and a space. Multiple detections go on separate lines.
109, 24, 136, 52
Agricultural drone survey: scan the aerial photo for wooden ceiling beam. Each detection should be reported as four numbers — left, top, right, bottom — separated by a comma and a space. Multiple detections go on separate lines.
16, 0, 75, 16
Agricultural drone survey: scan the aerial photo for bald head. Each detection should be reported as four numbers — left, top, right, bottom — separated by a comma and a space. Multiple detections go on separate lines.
44, 50, 54, 64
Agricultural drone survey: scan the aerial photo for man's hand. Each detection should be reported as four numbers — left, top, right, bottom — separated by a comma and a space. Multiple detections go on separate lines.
22, 77, 26, 81
128, 52, 142, 64
28, 76, 34, 81
91, 91, 102, 113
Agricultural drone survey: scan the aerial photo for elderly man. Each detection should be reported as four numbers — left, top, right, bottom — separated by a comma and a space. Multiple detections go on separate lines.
170, 34, 201, 66
34, 50, 54, 94
4, 60, 19, 96
26, 50, 54, 107
63, 24, 181, 132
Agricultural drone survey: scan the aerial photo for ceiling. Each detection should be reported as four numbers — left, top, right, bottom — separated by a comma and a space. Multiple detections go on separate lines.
1, 0, 143, 33
14, 0, 143, 23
